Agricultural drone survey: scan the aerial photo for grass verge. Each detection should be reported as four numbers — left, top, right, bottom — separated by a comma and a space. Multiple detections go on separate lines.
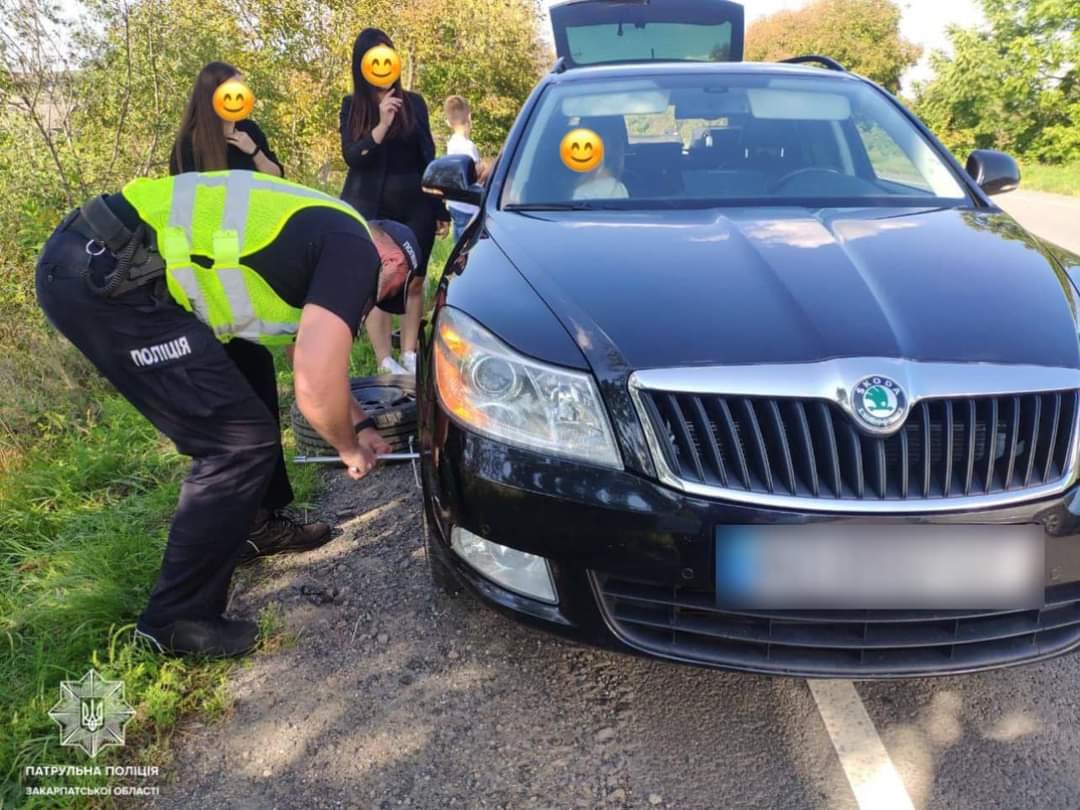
0, 393, 319, 807
1020, 161, 1080, 196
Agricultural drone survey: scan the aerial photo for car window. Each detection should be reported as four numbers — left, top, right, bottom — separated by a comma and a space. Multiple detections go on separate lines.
501, 74, 968, 209
856, 118, 933, 193
566, 22, 736, 65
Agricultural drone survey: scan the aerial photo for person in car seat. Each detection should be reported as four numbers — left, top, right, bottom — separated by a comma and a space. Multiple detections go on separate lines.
570, 116, 630, 200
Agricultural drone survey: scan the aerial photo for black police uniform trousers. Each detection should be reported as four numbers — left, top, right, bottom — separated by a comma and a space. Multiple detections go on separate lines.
35, 221, 294, 625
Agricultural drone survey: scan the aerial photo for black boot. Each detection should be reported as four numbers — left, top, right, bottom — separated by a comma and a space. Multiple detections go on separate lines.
134, 617, 259, 658
237, 510, 333, 564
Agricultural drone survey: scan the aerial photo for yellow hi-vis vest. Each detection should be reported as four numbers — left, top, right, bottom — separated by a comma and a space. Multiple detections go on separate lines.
121, 171, 370, 345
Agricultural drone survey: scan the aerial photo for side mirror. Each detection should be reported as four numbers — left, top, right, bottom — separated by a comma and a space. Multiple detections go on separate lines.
966, 150, 1021, 196
422, 155, 483, 206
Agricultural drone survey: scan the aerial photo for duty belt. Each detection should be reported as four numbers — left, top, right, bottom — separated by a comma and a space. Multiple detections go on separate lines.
67, 195, 166, 298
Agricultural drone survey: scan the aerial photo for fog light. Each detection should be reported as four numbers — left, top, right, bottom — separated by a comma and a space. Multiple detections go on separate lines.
450, 526, 557, 604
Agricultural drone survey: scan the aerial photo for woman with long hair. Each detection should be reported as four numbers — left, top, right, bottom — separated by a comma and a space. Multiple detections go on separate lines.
170, 61, 283, 176
168, 62, 329, 562
340, 28, 448, 375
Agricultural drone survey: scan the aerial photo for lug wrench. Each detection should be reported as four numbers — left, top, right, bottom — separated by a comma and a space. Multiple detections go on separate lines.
293, 452, 420, 464
294, 436, 422, 487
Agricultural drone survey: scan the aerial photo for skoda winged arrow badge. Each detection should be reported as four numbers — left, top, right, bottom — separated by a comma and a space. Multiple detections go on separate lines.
852, 376, 908, 433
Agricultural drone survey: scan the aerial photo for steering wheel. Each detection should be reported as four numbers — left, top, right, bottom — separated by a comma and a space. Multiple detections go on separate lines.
768, 167, 844, 193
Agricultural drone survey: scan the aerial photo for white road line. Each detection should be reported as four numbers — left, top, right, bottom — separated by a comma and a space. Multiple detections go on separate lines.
808, 679, 915, 810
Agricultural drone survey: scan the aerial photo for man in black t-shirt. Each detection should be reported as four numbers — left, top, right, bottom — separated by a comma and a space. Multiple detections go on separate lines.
35, 172, 423, 658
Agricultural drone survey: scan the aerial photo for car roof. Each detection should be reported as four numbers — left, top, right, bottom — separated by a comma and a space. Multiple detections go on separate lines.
546, 60, 865, 86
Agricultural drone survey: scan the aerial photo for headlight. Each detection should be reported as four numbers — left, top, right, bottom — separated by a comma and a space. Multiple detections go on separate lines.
434, 307, 621, 468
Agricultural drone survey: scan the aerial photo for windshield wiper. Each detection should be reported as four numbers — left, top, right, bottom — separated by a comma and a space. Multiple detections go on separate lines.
504, 202, 600, 211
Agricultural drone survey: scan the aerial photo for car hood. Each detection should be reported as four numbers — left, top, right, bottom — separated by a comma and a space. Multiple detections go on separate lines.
488, 206, 1080, 372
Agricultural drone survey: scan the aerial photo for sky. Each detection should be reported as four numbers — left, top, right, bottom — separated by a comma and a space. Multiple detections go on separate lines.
539, 0, 985, 91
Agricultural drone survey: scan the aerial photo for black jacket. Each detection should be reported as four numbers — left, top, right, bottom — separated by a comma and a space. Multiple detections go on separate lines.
169, 120, 284, 175
339, 92, 448, 222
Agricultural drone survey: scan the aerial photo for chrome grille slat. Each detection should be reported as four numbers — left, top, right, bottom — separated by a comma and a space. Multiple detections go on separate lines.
765, 400, 797, 495
920, 401, 932, 498
739, 400, 773, 494
984, 398, 999, 494
815, 402, 843, 498
690, 396, 728, 488
1004, 395, 1021, 490
715, 399, 750, 491
637, 388, 1080, 508
1024, 395, 1042, 487
963, 400, 977, 495
943, 400, 954, 496
898, 419, 910, 499
1043, 393, 1062, 483
790, 401, 819, 497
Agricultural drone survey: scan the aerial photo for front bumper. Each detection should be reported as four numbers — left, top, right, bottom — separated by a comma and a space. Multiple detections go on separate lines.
424, 423, 1080, 678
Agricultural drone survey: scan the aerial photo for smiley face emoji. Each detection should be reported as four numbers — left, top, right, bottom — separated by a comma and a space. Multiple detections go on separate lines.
361, 45, 402, 88
212, 79, 254, 122
560, 128, 604, 173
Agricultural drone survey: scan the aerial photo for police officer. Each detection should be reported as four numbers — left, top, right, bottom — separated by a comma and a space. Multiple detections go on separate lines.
35, 170, 423, 658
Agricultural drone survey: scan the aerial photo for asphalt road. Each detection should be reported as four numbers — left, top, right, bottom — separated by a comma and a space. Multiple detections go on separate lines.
997, 190, 1080, 254
151, 463, 1080, 810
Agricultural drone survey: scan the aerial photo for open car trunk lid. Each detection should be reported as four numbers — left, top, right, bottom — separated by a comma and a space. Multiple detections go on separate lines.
550, 0, 745, 68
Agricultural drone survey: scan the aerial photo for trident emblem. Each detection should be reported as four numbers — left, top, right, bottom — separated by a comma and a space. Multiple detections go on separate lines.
49, 669, 135, 757
81, 698, 105, 732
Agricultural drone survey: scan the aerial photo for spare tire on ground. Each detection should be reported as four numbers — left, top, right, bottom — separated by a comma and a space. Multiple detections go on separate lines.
290, 374, 417, 457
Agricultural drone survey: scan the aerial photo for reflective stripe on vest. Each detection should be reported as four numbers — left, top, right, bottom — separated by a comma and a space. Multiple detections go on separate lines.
124, 171, 370, 344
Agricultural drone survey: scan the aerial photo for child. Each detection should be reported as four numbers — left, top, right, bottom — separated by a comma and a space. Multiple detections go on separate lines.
571, 129, 629, 200
444, 95, 482, 241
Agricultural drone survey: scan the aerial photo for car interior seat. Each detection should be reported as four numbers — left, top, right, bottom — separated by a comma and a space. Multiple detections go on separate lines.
682, 117, 805, 198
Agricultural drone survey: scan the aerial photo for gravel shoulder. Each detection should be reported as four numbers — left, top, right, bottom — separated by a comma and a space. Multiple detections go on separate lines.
153, 463, 847, 810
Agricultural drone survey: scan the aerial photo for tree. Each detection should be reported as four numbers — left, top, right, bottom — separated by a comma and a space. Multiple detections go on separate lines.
0, 0, 546, 330
913, 0, 1080, 162
745, 0, 921, 93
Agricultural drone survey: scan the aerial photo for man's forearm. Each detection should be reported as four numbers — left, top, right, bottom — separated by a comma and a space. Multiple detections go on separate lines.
296, 375, 357, 455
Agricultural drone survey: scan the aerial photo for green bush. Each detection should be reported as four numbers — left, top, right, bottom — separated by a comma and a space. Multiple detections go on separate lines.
913, 0, 1079, 165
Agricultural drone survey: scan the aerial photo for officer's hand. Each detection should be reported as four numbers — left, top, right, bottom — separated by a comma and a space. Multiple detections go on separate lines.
435, 219, 450, 238
358, 427, 392, 457
340, 442, 378, 481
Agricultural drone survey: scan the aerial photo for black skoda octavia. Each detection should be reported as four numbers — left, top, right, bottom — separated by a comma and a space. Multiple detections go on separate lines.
415, 0, 1080, 677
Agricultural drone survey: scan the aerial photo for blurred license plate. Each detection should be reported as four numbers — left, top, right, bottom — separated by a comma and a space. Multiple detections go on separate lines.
715, 525, 1044, 610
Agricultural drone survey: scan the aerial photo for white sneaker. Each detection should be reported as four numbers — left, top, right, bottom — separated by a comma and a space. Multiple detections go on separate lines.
401, 352, 417, 374
378, 357, 408, 375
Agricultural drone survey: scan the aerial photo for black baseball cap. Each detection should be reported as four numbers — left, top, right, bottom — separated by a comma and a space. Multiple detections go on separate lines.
370, 219, 422, 315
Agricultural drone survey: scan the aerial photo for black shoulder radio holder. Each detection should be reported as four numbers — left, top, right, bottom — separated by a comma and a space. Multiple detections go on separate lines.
68, 195, 166, 298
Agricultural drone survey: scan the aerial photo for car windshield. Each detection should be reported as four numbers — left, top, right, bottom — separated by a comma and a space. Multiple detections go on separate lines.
502, 73, 969, 209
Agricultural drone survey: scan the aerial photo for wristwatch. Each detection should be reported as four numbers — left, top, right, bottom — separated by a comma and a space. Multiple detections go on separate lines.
354, 417, 377, 434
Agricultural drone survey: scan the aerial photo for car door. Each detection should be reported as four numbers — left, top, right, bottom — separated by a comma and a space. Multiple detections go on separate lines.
550, 0, 745, 68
